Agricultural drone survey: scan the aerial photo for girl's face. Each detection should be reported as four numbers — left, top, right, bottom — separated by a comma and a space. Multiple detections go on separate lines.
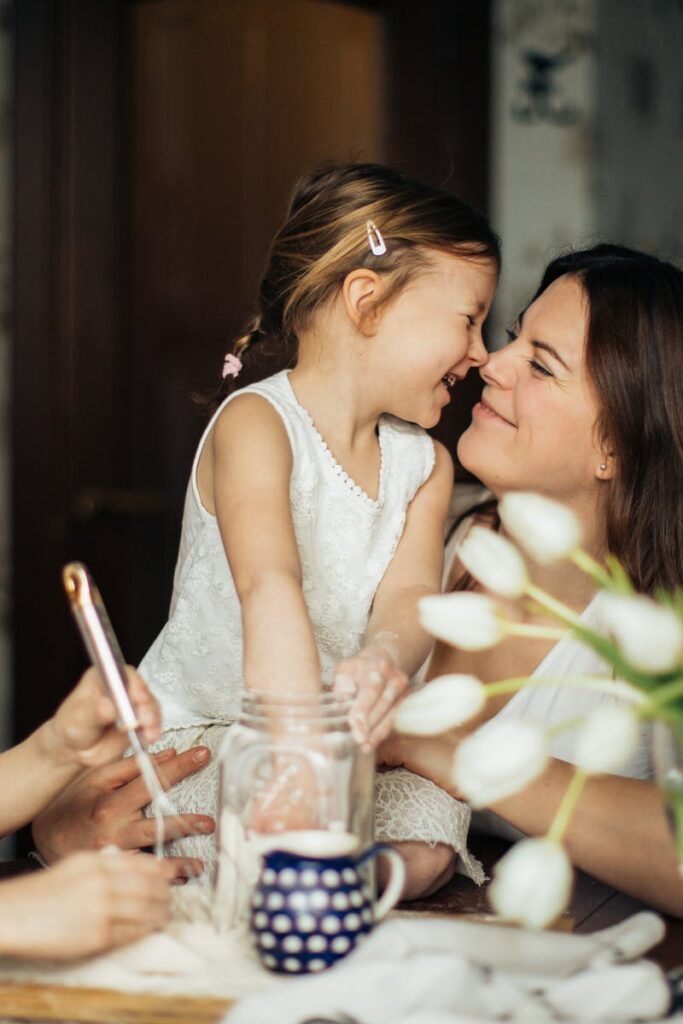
372, 251, 497, 429
457, 274, 607, 500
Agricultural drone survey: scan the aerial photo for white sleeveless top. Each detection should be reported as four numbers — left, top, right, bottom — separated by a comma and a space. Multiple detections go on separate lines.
443, 484, 653, 782
139, 370, 435, 728
441, 485, 654, 839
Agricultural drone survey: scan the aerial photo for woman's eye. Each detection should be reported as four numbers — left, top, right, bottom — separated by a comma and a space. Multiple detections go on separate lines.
466, 315, 476, 327
505, 327, 517, 344
528, 358, 553, 378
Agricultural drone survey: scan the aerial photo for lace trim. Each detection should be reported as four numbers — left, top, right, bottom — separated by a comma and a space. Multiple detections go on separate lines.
284, 372, 386, 510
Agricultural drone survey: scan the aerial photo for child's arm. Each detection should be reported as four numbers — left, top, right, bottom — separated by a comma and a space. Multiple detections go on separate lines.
210, 394, 321, 695
334, 441, 454, 748
0, 667, 160, 839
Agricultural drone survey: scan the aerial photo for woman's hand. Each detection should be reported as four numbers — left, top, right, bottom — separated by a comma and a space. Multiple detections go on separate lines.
0, 851, 176, 960
334, 634, 410, 751
32, 746, 214, 881
40, 667, 161, 768
377, 730, 464, 797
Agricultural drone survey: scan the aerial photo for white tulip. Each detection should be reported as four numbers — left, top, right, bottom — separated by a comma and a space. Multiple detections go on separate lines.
499, 492, 582, 564
453, 719, 549, 807
394, 675, 486, 735
574, 703, 640, 774
489, 837, 573, 929
457, 526, 529, 598
602, 594, 683, 674
418, 592, 504, 650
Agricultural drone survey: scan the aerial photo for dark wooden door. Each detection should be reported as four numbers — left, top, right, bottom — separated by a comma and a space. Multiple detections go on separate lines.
13, 0, 490, 743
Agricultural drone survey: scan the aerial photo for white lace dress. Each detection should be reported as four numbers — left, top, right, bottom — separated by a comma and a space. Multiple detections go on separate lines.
140, 371, 480, 882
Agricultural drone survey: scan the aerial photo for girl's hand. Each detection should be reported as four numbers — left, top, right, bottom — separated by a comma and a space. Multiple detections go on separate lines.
42, 667, 161, 768
247, 749, 326, 834
0, 850, 175, 960
333, 635, 410, 751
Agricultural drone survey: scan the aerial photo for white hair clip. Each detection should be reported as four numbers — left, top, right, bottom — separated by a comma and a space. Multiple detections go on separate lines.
366, 219, 387, 256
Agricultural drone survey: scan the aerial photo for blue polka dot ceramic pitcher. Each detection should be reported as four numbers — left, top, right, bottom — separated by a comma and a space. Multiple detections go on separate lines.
250, 830, 405, 974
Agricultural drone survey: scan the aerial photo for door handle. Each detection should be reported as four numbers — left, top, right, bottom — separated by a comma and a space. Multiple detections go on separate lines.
72, 486, 165, 523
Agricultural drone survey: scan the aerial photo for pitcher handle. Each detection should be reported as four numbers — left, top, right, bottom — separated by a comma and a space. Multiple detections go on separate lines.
356, 842, 406, 922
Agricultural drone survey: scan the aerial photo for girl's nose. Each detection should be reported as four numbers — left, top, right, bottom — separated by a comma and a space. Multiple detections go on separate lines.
468, 330, 488, 369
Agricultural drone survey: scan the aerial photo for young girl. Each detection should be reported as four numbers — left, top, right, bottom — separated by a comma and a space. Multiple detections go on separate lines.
139, 162, 499, 896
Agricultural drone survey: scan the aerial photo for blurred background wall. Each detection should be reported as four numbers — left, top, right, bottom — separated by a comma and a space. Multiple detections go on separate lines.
1, 0, 681, 805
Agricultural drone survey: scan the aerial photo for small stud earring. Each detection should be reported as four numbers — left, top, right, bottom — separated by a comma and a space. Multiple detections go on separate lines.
599, 463, 607, 472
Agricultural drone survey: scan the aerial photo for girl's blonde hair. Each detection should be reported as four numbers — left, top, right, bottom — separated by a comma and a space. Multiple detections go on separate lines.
209, 162, 500, 407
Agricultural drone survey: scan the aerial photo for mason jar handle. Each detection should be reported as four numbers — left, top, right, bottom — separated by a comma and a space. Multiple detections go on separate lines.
356, 842, 405, 921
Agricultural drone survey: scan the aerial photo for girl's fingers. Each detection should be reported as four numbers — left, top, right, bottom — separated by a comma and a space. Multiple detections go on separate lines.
365, 672, 409, 730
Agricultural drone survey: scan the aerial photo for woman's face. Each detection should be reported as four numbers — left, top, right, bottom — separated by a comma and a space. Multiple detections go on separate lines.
457, 274, 608, 500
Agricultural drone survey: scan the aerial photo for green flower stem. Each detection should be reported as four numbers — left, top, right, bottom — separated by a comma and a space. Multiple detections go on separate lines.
569, 549, 613, 590
525, 583, 582, 628
484, 674, 643, 702
525, 583, 657, 691
505, 622, 569, 641
643, 677, 683, 710
546, 716, 585, 738
547, 768, 587, 844
669, 792, 683, 866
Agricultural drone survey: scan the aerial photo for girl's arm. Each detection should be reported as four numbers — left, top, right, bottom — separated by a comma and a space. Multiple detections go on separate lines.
380, 732, 683, 917
0, 667, 160, 838
335, 442, 454, 747
210, 394, 321, 695
365, 441, 453, 674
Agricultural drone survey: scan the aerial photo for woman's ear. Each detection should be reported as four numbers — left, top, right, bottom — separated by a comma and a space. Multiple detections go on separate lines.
595, 452, 616, 481
342, 268, 383, 336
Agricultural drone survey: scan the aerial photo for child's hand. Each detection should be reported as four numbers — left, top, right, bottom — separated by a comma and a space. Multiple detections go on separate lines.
333, 634, 410, 752
247, 749, 325, 834
43, 667, 161, 768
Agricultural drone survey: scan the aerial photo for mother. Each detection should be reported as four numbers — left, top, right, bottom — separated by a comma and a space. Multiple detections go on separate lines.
382, 243, 683, 915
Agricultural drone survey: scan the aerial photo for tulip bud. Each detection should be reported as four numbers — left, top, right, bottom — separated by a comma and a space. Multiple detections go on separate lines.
601, 594, 683, 674
453, 719, 549, 807
418, 592, 504, 650
394, 674, 486, 735
499, 492, 582, 564
489, 837, 573, 929
574, 704, 640, 774
457, 526, 529, 599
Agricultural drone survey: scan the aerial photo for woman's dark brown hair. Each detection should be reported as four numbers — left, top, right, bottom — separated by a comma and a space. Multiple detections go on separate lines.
535, 243, 683, 595
205, 161, 500, 407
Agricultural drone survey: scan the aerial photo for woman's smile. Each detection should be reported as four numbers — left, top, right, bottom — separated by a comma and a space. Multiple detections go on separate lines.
473, 394, 517, 428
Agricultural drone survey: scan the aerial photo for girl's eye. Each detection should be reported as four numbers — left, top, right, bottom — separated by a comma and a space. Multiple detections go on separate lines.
528, 358, 553, 378
466, 315, 476, 327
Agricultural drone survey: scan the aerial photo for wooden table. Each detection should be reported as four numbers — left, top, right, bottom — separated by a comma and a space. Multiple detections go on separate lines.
1, 839, 681, 1022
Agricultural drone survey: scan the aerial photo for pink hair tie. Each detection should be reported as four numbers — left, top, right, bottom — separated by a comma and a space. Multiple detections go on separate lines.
222, 353, 242, 379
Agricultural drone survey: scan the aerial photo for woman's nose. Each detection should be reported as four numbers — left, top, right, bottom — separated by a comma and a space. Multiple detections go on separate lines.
479, 342, 515, 387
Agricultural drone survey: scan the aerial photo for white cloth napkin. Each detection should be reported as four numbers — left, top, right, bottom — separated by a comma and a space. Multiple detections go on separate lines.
225, 912, 674, 1024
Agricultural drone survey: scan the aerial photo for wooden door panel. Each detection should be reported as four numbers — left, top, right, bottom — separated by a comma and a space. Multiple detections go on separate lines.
127, 0, 388, 626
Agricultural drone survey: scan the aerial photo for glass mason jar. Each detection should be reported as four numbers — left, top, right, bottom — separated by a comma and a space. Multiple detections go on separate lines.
214, 691, 374, 929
